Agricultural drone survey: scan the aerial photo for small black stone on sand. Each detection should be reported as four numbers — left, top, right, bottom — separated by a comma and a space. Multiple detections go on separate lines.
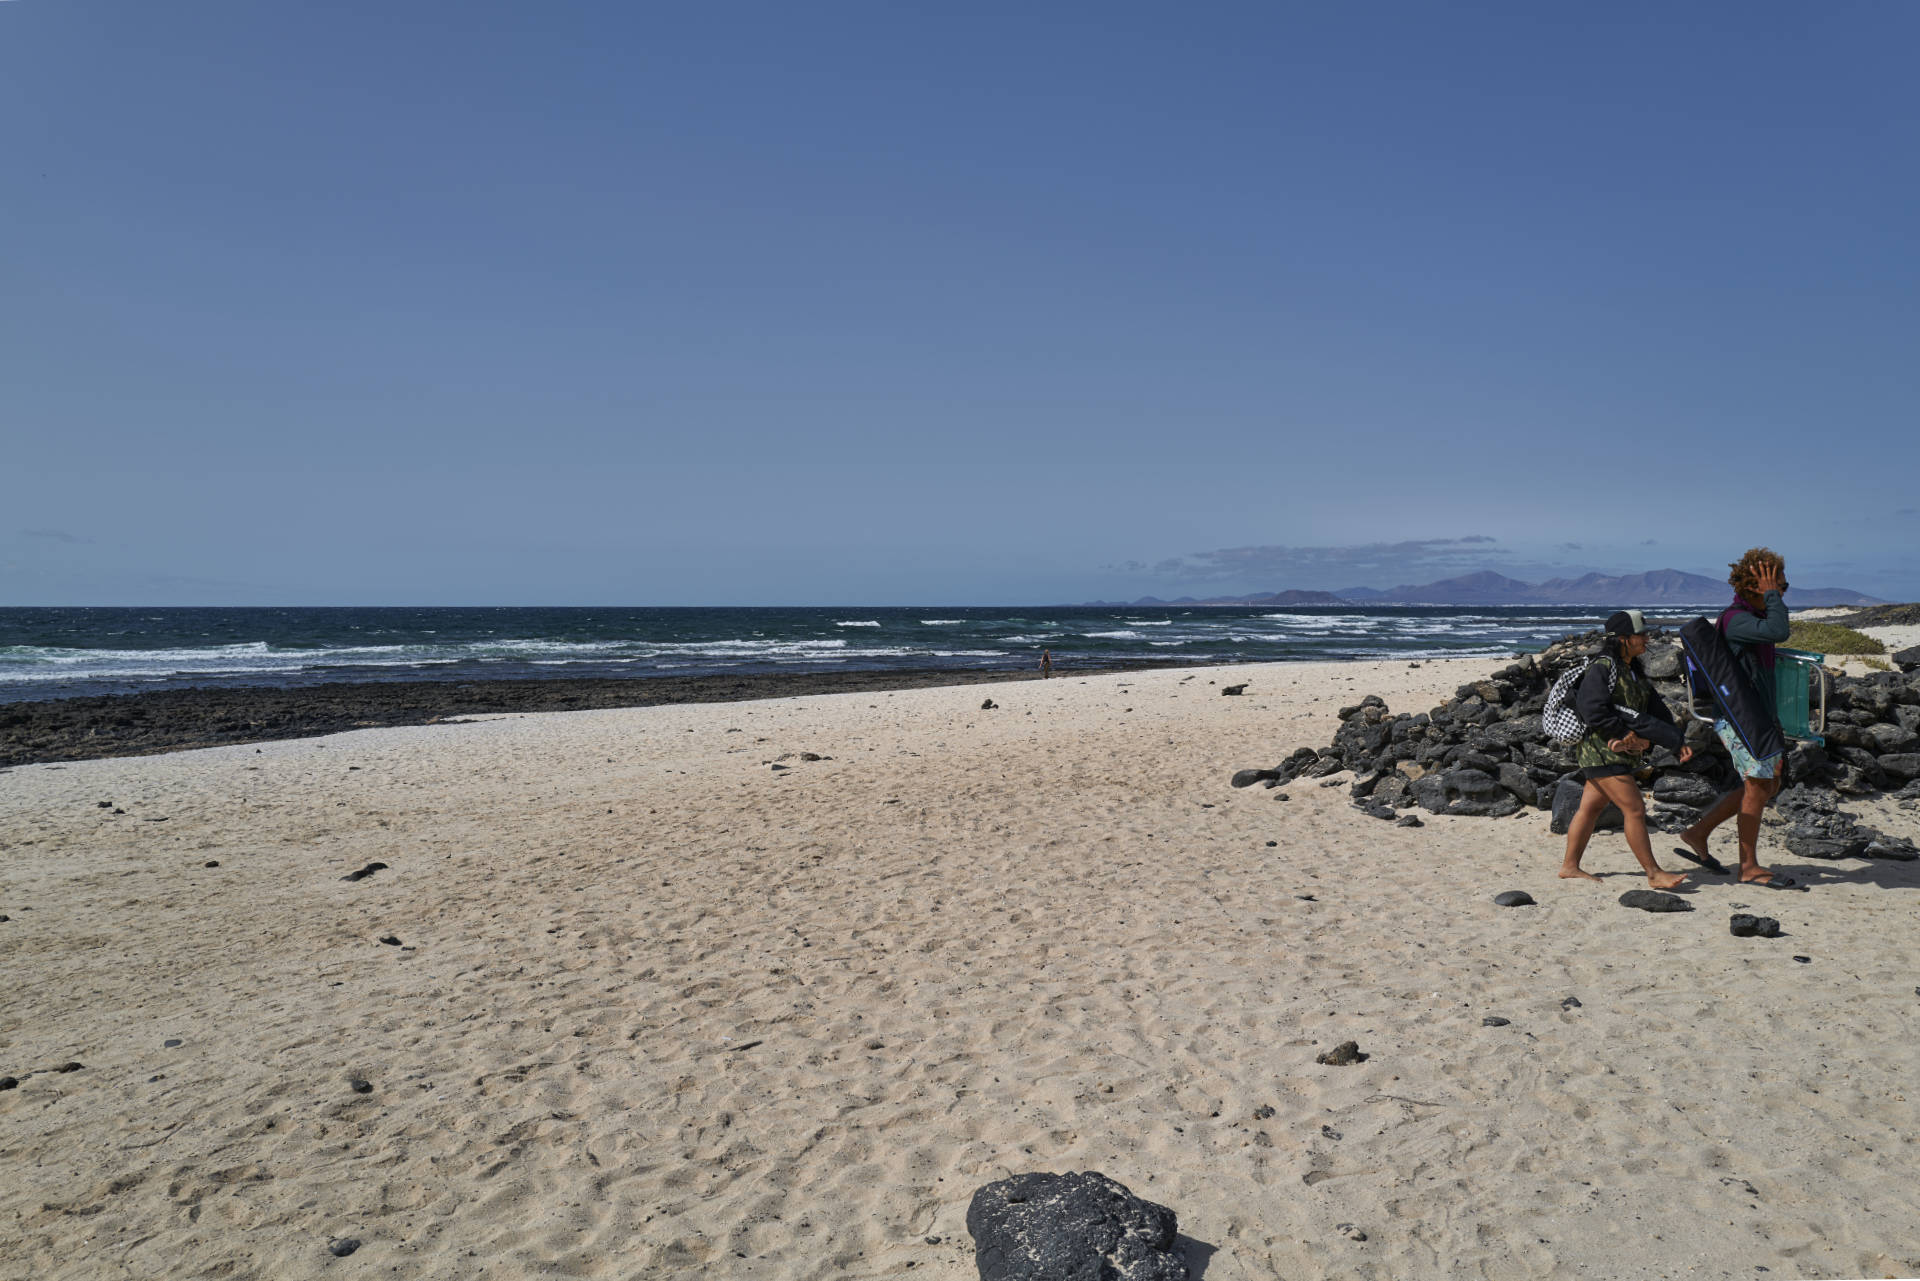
980, 698, 996, 710
349, 1078, 373, 1094
1561, 996, 1582, 1010
1482, 1016, 1511, 1027
378, 935, 401, 946
56, 1062, 83, 1073
163, 1039, 182, 1048
1395, 814, 1423, 827
1316, 1040, 1367, 1066
1793, 956, 1812, 964
328, 1238, 361, 1257
0, 915, 9, 923
0, 1077, 16, 1090
1321, 1124, 1342, 1140
1252, 1104, 1276, 1120
1493, 891, 1535, 907
1619, 890, 1693, 913
1221, 683, 1247, 695
341, 862, 389, 883
1265, 840, 1277, 847
203, 860, 219, 868
1729, 914, 1782, 939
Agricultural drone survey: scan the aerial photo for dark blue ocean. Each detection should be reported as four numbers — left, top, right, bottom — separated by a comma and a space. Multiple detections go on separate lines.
0, 605, 1624, 703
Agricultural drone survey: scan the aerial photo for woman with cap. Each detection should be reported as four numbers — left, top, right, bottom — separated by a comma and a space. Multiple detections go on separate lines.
1676, 549, 1792, 885
1560, 608, 1694, 887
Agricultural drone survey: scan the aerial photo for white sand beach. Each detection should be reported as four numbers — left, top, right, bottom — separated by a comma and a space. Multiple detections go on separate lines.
4, 659, 1919, 1281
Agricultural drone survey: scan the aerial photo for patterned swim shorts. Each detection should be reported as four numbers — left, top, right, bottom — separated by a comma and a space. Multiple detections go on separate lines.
1715, 718, 1781, 780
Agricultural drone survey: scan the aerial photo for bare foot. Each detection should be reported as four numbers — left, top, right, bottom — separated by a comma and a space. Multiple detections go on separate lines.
1739, 866, 1774, 884
1678, 830, 1710, 860
1646, 870, 1687, 890
1559, 867, 1602, 882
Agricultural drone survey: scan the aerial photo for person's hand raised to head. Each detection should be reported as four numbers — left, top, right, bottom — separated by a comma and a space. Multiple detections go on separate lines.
1754, 565, 1785, 595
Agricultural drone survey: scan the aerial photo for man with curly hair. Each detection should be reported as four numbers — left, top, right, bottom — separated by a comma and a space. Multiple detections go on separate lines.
1677, 548, 1792, 885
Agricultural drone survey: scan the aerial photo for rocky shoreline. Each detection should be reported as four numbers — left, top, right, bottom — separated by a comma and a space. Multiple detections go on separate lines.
0, 663, 1172, 768
1235, 629, 1920, 862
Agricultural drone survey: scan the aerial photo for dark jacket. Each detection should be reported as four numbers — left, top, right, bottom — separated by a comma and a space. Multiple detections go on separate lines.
1573, 649, 1684, 768
1720, 590, 1791, 717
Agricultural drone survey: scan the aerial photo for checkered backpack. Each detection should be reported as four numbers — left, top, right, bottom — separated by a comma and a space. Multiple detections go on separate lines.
1541, 656, 1616, 745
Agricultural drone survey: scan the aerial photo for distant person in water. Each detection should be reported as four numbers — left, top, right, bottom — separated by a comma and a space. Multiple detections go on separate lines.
1560, 609, 1694, 888
1677, 548, 1792, 885
1040, 649, 1053, 678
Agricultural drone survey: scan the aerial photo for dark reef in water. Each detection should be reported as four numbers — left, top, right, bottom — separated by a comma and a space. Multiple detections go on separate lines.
0, 662, 1174, 767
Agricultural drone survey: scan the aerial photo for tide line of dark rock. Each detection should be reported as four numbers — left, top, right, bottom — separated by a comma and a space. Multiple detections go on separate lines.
1, 662, 1179, 768
1234, 629, 1920, 862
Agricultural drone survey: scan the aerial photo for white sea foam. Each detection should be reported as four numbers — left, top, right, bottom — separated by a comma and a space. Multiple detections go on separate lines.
1083, 630, 1142, 640
835, 620, 882, 627
919, 619, 965, 626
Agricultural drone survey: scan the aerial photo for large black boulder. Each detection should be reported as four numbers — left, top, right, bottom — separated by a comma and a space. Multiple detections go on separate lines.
1866, 723, 1920, 755
1642, 643, 1683, 680
1495, 761, 1539, 807
1652, 773, 1720, 808
1411, 768, 1524, 818
1876, 753, 1920, 783
1894, 644, 1920, 674
967, 1171, 1188, 1281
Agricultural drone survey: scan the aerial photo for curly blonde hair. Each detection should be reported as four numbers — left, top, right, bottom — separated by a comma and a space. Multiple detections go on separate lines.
1728, 547, 1784, 602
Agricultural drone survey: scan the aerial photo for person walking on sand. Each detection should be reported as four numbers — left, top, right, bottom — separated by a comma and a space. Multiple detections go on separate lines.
1560, 609, 1695, 888
1676, 549, 1793, 886
1040, 649, 1053, 678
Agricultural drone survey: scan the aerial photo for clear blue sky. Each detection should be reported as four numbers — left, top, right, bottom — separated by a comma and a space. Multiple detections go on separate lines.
5, 1, 1916, 604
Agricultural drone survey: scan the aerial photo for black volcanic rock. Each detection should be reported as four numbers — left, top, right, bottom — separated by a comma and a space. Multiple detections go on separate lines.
967, 1171, 1187, 1281
1619, 890, 1693, 913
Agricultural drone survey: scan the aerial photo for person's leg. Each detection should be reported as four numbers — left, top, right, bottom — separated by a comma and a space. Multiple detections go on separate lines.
1592, 773, 1685, 889
1680, 787, 1741, 859
1559, 781, 1610, 881
1735, 774, 1781, 883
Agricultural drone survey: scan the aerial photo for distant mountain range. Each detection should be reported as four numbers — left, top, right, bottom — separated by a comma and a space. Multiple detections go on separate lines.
1090, 569, 1884, 609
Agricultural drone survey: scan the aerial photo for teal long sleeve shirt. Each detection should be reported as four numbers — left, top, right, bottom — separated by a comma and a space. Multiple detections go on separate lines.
1722, 589, 1790, 712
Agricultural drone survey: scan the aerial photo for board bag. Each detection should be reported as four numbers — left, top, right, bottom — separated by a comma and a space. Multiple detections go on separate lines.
1678, 616, 1786, 761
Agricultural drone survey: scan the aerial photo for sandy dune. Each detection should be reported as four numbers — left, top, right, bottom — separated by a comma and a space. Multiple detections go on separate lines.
3, 659, 1918, 1281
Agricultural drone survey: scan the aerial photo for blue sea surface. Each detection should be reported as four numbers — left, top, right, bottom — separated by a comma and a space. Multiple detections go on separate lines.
0, 605, 1621, 703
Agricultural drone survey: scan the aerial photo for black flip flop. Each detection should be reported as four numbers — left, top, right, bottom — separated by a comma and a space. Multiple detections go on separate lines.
1671, 846, 1728, 874
1761, 873, 1803, 891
